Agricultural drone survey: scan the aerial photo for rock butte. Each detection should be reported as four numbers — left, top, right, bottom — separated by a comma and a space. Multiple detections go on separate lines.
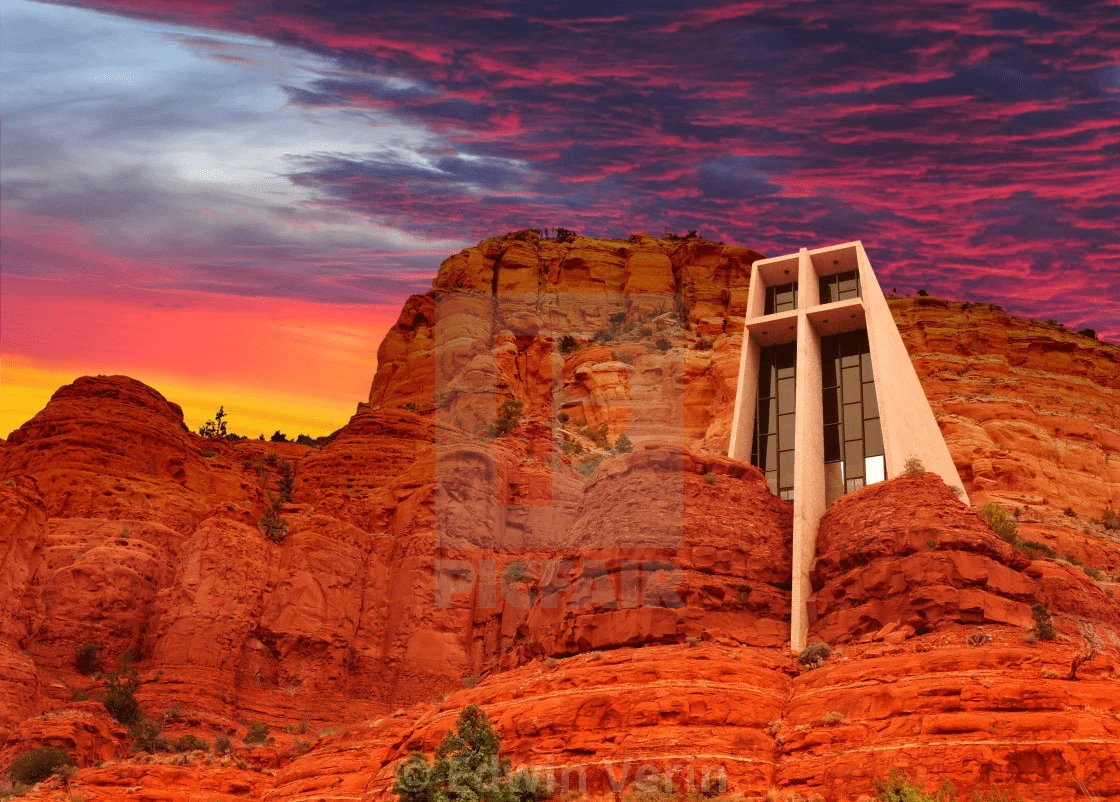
0, 231, 1117, 802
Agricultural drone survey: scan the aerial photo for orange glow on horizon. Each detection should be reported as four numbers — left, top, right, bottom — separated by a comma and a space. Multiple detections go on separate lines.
1, 284, 398, 439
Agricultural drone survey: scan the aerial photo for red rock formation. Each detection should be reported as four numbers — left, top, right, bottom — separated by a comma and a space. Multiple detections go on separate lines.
1, 234, 1118, 801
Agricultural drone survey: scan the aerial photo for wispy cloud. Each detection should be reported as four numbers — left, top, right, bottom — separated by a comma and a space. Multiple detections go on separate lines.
2, 0, 1117, 360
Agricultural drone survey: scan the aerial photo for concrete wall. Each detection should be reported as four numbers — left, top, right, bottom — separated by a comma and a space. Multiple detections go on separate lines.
729, 240, 970, 653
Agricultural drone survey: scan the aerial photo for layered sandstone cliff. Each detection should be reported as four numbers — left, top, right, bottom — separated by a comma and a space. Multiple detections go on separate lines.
1, 232, 1117, 801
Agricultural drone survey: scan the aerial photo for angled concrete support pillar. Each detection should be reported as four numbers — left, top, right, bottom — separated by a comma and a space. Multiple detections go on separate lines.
858, 246, 968, 502
790, 276, 824, 652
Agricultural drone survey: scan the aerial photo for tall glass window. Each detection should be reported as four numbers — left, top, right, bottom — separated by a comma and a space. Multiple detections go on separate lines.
818, 271, 861, 304
764, 282, 798, 314
751, 343, 796, 501
821, 330, 883, 504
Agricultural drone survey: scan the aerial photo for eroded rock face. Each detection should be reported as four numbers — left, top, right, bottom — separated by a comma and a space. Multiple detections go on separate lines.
810, 474, 1120, 645
1, 233, 1118, 801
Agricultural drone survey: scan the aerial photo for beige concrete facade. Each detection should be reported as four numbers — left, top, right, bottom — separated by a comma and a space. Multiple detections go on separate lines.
728, 241, 968, 652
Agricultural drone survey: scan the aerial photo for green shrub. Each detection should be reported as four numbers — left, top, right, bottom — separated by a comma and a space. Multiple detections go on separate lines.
75, 643, 101, 675
703, 472, 717, 486
277, 461, 296, 503
873, 769, 956, 801
1063, 506, 1077, 518
103, 655, 142, 726
556, 411, 569, 424
7, 747, 74, 786
131, 717, 168, 752
822, 711, 844, 726
980, 503, 1018, 543
198, 406, 228, 438
244, 722, 271, 746
1104, 507, 1119, 531
654, 337, 672, 352
259, 503, 289, 543
1019, 539, 1056, 559
558, 334, 579, 354
902, 457, 925, 477
586, 423, 610, 449
214, 733, 232, 754
576, 455, 604, 477
392, 705, 550, 802
1031, 603, 1056, 641
558, 439, 583, 456
693, 337, 714, 350
613, 433, 633, 454
489, 400, 524, 438
172, 734, 210, 753
872, 769, 1022, 802
461, 674, 480, 689
503, 563, 527, 582
798, 641, 831, 669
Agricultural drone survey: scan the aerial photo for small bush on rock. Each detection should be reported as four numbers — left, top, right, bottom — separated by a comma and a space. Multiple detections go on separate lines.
902, 457, 925, 477
277, 461, 296, 503
1031, 603, 1056, 641
172, 734, 210, 753
392, 704, 550, 802
873, 768, 1022, 801
103, 654, 142, 726
198, 406, 228, 438
131, 717, 169, 753
489, 400, 524, 438
7, 747, 74, 786
258, 503, 289, 543
873, 769, 956, 801
75, 642, 101, 675
980, 503, 1018, 543
798, 641, 831, 669
966, 627, 992, 647
244, 722, 271, 746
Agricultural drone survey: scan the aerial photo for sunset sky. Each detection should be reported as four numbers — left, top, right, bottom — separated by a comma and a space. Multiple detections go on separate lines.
2, 0, 1117, 438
